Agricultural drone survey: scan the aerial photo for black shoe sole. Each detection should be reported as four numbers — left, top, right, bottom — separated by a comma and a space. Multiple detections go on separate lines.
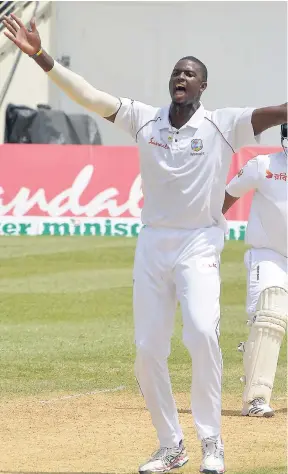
200, 469, 225, 474
242, 411, 275, 418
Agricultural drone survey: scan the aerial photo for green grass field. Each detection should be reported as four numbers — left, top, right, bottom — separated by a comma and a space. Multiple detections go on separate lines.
0, 237, 286, 474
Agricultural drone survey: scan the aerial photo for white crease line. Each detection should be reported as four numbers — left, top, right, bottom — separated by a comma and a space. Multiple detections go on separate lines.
39, 385, 126, 404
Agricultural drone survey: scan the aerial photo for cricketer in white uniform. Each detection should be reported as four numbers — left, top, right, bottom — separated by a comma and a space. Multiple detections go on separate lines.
3, 13, 287, 474
223, 124, 288, 418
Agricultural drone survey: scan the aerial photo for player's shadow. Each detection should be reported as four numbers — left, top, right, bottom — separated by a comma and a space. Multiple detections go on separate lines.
115, 406, 287, 417
0, 471, 182, 474
177, 407, 287, 416
0, 472, 137, 474
222, 407, 287, 417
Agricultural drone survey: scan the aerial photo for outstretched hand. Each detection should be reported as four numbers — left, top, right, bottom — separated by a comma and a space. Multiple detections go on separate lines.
2, 13, 41, 56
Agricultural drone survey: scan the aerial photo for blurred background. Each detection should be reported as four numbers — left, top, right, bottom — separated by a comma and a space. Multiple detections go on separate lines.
0, 0, 287, 145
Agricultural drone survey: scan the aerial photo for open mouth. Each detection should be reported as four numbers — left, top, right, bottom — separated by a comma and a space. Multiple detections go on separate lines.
174, 84, 186, 98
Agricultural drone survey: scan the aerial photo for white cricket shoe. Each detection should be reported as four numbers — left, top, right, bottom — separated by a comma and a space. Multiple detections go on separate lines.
200, 436, 225, 474
242, 397, 275, 417
139, 440, 189, 473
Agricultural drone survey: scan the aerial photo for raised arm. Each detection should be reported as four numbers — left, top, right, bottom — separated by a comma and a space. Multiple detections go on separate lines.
2, 14, 120, 122
252, 104, 288, 136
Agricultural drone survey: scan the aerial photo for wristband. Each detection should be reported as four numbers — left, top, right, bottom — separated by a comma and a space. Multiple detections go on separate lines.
30, 48, 43, 59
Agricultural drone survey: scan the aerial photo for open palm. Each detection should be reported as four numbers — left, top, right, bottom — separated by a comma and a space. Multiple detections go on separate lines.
2, 13, 41, 56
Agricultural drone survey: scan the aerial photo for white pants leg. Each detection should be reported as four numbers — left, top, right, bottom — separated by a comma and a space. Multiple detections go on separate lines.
134, 227, 182, 448
175, 254, 222, 440
133, 226, 224, 446
245, 248, 288, 317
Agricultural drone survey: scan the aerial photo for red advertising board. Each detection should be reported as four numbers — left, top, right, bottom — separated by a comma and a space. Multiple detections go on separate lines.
0, 144, 281, 238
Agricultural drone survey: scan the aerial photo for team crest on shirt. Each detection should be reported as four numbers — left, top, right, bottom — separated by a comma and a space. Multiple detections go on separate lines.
191, 139, 203, 152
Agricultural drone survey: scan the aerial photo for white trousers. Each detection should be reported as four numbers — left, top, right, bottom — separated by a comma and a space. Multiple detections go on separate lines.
244, 248, 288, 317
133, 226, 224, 447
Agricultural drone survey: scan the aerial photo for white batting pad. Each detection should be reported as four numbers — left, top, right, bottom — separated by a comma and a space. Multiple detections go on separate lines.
243, 286, 288, 404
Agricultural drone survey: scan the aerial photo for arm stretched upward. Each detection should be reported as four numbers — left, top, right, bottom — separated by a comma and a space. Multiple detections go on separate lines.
2, 14, 121, 122
3, 14, 287, 129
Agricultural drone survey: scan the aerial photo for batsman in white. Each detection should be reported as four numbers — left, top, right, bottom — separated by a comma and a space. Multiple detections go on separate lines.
2, 13, 287, 474
223, 124, 288, 419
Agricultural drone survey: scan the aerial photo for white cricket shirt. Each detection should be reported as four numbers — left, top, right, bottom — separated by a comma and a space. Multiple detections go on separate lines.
115, 98, 259, 231
226, 152, 288, 257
